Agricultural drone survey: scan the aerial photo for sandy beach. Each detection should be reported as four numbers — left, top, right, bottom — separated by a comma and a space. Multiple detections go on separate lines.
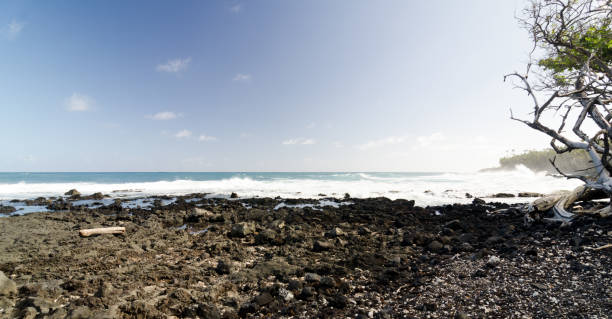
0, 195, 610, 318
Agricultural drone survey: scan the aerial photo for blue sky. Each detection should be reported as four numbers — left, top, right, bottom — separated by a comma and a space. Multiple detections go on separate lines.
0, 0, 549, 172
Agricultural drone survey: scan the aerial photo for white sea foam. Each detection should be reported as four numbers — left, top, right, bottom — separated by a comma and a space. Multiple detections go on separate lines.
0, 166, 582, 206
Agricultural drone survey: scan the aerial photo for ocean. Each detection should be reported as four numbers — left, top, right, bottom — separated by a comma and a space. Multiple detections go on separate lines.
0, 166, 581, 206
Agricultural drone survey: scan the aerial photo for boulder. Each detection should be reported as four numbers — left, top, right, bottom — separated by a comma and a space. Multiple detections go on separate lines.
90, 192, 105, 200
216, 260, 232, 275
230, 223, 255, 237
0, 205, 16, 215
487, 255, 501, 268
254, 292, 274, 306
326, 227, 344, 238
518, 192, 543, 198
492, 193, 515, 198
67, 306, 92, 319
255, 229, 279, 245
427, 240, 444, 252
313, 240, 333, 252
230, 192, 239, 198
304, 273, 321, 283
472, 198, 486, 205
278, 288, 294, 302
186, 207, 213, 222
64, 189, 81, 197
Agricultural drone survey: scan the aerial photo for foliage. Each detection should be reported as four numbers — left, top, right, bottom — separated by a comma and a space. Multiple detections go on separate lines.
506, 0, 612, 193
496, 149, 593, 174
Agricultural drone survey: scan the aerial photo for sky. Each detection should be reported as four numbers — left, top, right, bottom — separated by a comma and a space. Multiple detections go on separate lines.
0, 0, 553, 172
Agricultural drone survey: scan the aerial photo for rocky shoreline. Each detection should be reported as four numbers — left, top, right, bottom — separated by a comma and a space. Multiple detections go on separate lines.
0, 195, 610, 318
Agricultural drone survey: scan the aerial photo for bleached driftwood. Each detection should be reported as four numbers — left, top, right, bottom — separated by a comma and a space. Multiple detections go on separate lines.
527, 185, 610, 222
79, 227, 126, 237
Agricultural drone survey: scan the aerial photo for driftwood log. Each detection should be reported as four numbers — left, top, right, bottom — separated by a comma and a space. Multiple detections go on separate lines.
527, 185, 611, 222
79, 227, 126, 237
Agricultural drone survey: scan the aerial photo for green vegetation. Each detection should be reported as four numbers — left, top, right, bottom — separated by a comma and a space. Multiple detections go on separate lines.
539, 21, 612, 85
492, 149, 594, 174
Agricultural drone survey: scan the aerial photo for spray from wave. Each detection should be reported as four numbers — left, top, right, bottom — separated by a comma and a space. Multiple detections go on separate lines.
0, 166, 581, 206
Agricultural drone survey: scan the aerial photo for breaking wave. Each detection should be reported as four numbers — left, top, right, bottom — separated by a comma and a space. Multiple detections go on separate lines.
0, 166, 582, 206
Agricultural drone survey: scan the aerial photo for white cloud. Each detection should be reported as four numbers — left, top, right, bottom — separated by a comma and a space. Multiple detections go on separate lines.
416, 132, 446, 147
5, 20, 24, 39
333, 141, 344, 148
175, 129, 192, 139
156, 57, 191, 73
229, 3, 243, 13
357, 136, 408, 150
282, 138, 316, 145
23, 155, 36, 162
198, 134, 217, 142
65, 93, 93, 112
306, 122, 316, 129
239, 132, 253, 139
146, 111, 180, 120
233, 73, 252, 82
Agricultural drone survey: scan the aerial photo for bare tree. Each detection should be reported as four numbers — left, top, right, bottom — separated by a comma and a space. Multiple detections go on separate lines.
506, 0, 611, 220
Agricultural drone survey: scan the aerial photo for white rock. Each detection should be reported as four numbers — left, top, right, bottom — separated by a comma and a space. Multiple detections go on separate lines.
0, 271, 16, 296
278, 288, 294, 302
487, 255, 501, 267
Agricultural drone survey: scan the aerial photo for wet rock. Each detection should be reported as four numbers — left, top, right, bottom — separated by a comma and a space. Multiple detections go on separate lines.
64, 189, 81, 197
492, 193, 515, 198
0, 205, 16, 215
230, 222, 255, 237
0, 271, 17, 296
518, 192, 543, 198
472, 198, 486, 205
91, 192, 105, 200
313, 240, 333, 252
